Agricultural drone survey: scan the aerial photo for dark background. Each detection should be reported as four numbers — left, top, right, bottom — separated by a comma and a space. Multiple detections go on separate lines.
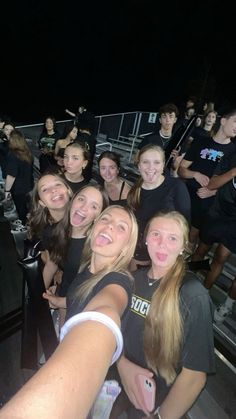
1, 0, 235, 125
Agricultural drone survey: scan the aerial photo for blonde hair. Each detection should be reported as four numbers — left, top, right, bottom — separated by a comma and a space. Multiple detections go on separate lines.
143, 211, 190, 385
127, 144, 165, 210
76, 205, 138, 301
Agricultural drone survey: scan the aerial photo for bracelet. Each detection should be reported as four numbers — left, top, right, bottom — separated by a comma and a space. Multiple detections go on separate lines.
60, 311, 123, 365
154, 406, 162, 418
5, 190, 11, 193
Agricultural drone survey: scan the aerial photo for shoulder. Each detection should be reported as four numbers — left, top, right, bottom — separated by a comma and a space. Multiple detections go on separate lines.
180, 271, 211, 306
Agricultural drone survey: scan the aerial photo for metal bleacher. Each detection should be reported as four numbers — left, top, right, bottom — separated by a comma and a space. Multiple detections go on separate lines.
0, 111, 235, 417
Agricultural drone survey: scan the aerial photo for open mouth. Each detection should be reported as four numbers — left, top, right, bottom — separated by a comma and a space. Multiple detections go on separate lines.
51, 194, 64, 202
95, 232, 112, 246
156, 252, 167, 262
71, 210, 86, 226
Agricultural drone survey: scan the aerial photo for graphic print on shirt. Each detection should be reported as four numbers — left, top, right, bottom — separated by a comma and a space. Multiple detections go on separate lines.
131, 293, 150, 318
200, 148, 224, 162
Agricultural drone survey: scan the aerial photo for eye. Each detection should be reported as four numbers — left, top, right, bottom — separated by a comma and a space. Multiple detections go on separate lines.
169, 235, 177, 241
77, 196, 84, 201
118, 224, 126, 232
92, 204, 99, 210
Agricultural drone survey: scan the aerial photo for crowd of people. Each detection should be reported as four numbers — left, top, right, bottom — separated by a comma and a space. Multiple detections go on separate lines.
0, 100, 235, 418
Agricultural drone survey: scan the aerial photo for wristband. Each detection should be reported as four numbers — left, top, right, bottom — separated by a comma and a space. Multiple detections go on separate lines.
5, 190, 11, 193
60, 311, 123, 364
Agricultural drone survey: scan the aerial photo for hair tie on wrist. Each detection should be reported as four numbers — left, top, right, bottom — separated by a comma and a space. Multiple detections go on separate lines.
60, 311, 123, 364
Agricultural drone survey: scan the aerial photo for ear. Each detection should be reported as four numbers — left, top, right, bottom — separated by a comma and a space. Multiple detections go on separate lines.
83, 160, 88, 169
39, 199, 46, 208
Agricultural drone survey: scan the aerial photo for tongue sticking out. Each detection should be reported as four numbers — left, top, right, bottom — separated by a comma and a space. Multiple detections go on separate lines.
96, 235, 111, 246
71, 212, 85, 226
157, 253, 167, 262
146, 172, 155, 182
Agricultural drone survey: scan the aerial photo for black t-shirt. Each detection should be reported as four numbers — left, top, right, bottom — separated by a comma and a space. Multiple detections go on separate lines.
210, 153, 236, 219
134, 176, 191, 260
138, 131, 173, 151
124, 268, 215, 405
63, 175, 88, 194
38, 132, 60, 152
6, 152, 34, 195
59, 237, 86, 297
66, 270, 132, 332
184, 137, 236, 192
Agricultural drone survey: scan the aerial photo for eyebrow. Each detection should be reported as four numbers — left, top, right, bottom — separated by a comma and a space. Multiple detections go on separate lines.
104, 212, 130, 226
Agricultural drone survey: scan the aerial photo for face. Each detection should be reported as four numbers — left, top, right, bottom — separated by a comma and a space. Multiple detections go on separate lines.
64, 146, 87, 175
138, 150, 164, 185
3, 124, 14, 139
146, 217, 184, 273
159, 112, 177, 130
221, 115, 236, 138
38, 175, 70, 210
70, 187, 103, 229
69, 127, 78, 140
99, 157, 119, 183
45, 118, 54, 132
205, 112, 216, 126
91, 207, 132, 258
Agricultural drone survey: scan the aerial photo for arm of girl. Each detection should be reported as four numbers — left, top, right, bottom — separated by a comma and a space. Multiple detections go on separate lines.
158, 367, 206, 419
0, 283, 129, 418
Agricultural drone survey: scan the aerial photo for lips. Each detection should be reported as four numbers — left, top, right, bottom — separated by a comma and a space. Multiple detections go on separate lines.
51, 194, 64, 202
95, 232, 112, 246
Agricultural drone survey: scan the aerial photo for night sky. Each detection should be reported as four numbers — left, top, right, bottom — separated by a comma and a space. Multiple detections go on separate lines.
1, 0, 235, 125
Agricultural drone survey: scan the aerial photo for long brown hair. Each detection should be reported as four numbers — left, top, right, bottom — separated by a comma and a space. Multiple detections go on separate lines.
49, 184, 109, 264
27, 172, 72, 240
9, 129, 33, 164
143, 211, 190, 385
127, 144, 165, 210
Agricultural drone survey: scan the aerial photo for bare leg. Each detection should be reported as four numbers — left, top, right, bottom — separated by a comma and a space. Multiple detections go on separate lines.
192, 242, 212, 261
204, 244, 231, 289
189, 226, 200, 252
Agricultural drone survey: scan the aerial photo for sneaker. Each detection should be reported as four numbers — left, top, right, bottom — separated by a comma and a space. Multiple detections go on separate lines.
214, 304, 231, 323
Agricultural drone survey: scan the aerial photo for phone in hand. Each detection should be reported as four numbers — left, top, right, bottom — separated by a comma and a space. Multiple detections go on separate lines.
135, 374, 156, 413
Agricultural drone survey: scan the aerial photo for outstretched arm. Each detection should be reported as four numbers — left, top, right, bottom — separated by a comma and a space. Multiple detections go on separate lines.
65, 108, 76, 117
0, 283, 128, 419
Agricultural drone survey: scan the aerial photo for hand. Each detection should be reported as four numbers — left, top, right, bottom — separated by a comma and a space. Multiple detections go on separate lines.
170, 148, 180, 160
53, 269, 63, 285
42, 290, 66, 309
117, 356, 154, 416
193, 172, 209, 187
197, 187, 216, 199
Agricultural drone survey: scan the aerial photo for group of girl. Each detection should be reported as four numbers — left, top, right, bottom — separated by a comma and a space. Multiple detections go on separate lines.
0, 139, 216, 418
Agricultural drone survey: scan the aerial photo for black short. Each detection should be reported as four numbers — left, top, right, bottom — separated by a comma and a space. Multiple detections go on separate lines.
189, 192, 215, 230
200, 214, 236, 253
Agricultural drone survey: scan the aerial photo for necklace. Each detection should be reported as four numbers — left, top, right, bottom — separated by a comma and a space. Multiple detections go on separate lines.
147, 269, 161, 286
